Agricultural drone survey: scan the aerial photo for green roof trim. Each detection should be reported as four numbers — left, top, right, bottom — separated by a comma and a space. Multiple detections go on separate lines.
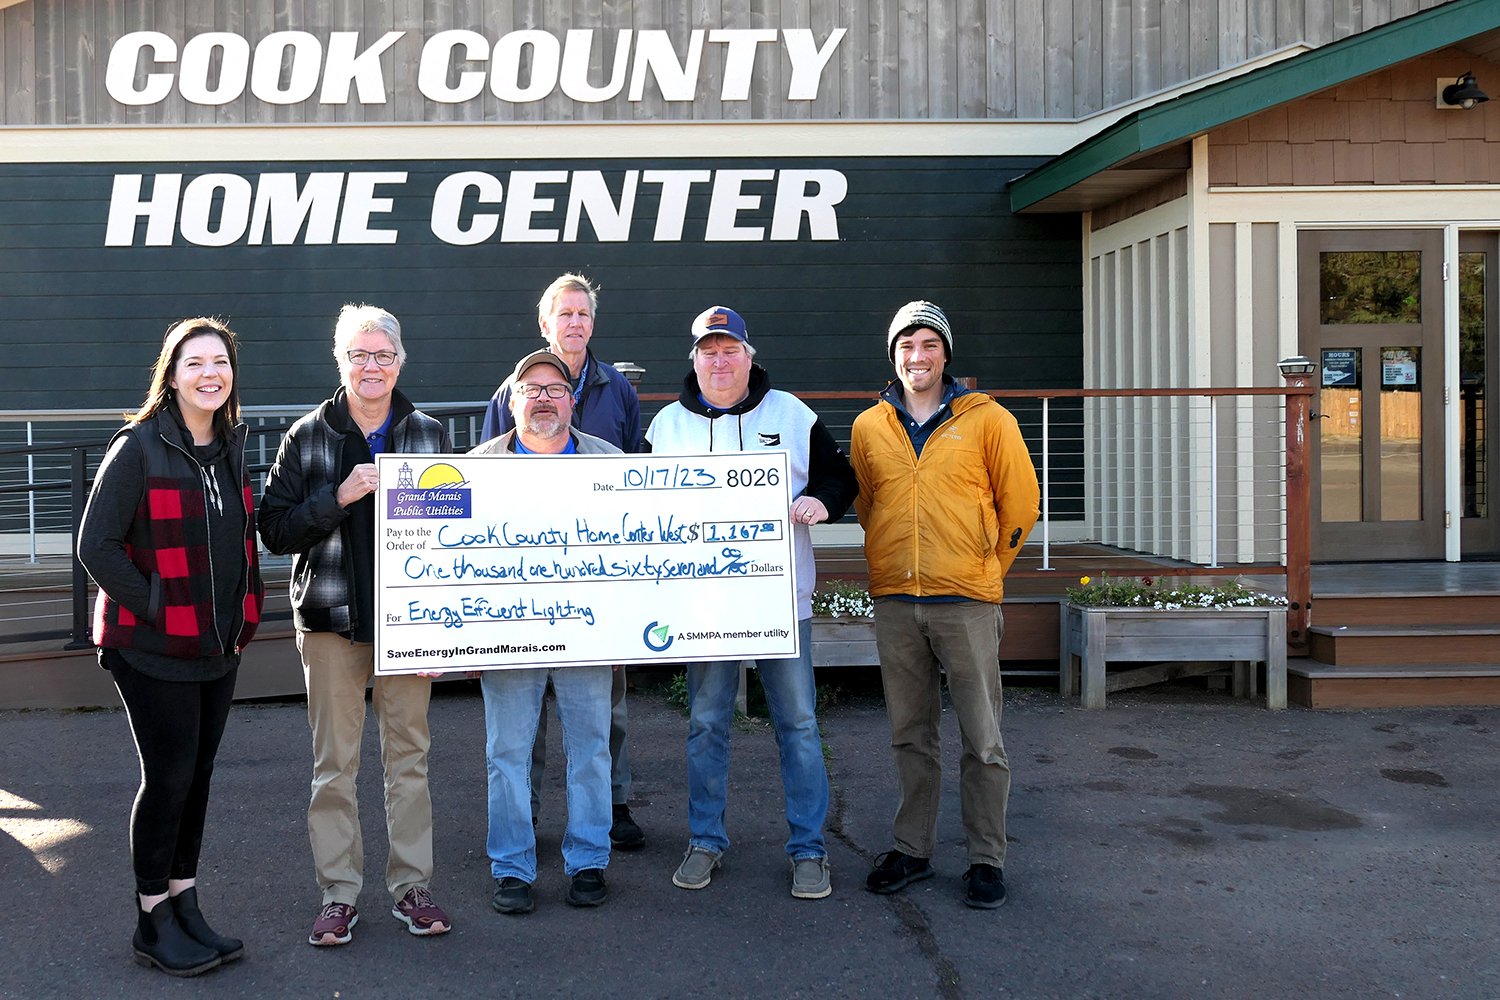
1010, 0, 1500, 213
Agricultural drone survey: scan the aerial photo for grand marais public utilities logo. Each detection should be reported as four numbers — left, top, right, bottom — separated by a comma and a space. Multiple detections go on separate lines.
642, 621, 673, 653
386, 462, 473, 518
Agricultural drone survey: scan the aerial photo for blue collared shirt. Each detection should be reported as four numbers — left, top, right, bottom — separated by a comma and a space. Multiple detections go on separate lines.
885, 375, 970, 604
888, 376, 964, 458
363, 410, 395, 457
514, 434, 577, 455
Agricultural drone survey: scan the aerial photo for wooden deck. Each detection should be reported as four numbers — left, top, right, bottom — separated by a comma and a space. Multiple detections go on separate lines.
7, 546, 1500, 710
822, 546, 1500, 709
1286, 561, 1500, 709
816, 542, 1286, 673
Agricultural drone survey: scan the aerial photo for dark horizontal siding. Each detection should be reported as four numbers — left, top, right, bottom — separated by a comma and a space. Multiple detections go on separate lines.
0, 155, 1081, 411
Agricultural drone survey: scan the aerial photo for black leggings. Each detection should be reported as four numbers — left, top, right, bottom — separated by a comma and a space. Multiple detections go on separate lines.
106, 651, 238, 896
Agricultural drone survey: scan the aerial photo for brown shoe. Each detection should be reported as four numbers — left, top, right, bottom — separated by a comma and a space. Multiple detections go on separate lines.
308, 902, 358, 946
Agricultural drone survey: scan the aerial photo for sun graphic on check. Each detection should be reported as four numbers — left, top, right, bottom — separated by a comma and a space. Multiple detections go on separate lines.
417, 463, 467, 488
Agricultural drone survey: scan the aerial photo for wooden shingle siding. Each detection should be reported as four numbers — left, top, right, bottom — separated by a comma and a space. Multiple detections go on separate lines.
1208, 51, 1500, 185
0, 0, 1461, 124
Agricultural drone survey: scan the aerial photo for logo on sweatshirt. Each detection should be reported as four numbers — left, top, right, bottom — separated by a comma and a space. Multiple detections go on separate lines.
757, 432, 781, 447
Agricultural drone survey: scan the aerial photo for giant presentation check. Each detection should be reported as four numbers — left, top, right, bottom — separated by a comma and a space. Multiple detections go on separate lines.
373, 450, 800, 674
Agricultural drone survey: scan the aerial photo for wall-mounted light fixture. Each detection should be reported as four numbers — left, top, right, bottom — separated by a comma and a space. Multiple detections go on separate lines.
1437, 72, 1490, 110
614, 361, 645, 385
1277, 356, 1317, 379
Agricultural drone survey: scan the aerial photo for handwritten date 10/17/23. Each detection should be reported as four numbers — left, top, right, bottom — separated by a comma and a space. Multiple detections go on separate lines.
597, 465, 782, 491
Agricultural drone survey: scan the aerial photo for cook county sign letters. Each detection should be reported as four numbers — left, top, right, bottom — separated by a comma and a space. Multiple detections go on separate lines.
105, 29, 845, 108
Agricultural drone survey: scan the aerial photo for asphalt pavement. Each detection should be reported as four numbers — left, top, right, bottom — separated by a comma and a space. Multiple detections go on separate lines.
2, 675, 1497, 1000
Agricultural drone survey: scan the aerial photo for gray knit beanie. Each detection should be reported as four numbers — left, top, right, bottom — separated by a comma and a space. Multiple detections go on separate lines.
887, 300, 953, 360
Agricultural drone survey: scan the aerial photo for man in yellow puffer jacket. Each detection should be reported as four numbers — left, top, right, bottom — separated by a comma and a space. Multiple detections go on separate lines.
850, 300, 1039, 911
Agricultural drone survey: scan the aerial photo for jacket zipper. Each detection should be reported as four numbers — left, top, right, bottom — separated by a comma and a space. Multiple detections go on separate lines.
342, 415, 398, 638
898, 400, 963, 594
160, 428, 248, 656
229, 437, 252, 652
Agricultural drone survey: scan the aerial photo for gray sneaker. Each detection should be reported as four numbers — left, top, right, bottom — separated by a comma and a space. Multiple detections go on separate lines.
790, 856, 832, 899
672, 846, 722, 890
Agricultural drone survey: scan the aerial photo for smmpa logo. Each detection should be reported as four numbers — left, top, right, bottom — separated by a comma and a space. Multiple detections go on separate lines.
642, 621, 673, 653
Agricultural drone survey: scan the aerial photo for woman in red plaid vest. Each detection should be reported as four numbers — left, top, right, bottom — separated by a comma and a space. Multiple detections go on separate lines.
78, 317, 264, 978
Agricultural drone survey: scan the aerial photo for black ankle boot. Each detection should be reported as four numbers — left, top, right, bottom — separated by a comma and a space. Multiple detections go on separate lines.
133, 898, 221, 977
171, 887, 245, 962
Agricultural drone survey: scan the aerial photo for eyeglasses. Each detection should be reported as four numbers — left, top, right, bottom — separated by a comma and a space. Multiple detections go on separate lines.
346, 350, 398, 367
517, 382, 570, 400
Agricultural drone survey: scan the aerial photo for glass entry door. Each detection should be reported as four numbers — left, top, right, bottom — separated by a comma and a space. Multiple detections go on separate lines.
1460, 232, 1500, 556
1299, 230, 1446, 560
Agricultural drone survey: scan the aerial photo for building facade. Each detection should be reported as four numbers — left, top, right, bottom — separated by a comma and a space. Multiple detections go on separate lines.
2, 0, 1493, 563
1013, 0, 1500, 562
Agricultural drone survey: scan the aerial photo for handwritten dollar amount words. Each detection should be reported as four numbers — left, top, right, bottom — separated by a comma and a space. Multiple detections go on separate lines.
403, 547, 787, 585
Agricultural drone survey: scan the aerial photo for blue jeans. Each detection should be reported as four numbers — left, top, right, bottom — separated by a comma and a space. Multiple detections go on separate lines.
481, 665, 613, 882
685, 617, 828, 859
530, 666, 631, 809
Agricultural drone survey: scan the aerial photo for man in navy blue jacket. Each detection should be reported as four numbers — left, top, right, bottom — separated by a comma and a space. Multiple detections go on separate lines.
479, 274, 647, 849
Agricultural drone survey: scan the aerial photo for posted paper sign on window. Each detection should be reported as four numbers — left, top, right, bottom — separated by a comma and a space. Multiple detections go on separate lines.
1381, 346, 1419, 387
373, 451, 799, 674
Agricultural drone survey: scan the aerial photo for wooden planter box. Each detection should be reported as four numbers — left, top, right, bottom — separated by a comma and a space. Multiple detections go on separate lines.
1059, 603, 1287, 710
811, 616, 878, 668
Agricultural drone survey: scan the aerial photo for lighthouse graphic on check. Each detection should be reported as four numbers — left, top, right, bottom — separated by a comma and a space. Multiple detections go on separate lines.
397, 462, 414, 488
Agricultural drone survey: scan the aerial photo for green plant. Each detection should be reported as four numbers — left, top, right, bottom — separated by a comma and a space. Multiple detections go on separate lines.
665, 670, 689, 710
1066, 572, 1288, 609
811, 579, 874, 618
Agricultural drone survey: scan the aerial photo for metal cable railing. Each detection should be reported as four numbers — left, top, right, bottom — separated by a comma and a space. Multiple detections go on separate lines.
2, 385, 1308, 652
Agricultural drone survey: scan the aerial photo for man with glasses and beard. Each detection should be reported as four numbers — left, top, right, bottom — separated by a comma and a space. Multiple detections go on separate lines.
470, 350, 620, 914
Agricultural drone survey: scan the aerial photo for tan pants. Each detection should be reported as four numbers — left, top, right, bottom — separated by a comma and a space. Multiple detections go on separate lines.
873, 599, 1010, 868
298, 631, 434, 906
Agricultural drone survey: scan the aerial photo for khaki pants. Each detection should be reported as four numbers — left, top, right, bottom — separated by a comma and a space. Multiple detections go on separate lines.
873, 599, 1010, 868
298, 631, 434, 905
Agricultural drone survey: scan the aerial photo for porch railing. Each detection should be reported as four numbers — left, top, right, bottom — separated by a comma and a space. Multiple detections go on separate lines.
0, 381, 1314, 655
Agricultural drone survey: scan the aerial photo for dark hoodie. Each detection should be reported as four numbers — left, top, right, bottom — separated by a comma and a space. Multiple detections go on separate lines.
645, 364, 859, 616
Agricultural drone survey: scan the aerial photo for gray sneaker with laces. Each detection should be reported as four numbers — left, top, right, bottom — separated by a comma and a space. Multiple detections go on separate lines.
672, 846, 722, 890
790, 856, 832, 899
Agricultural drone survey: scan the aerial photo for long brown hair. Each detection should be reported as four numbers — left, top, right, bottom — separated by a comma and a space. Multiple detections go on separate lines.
128, 317, 243, 439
